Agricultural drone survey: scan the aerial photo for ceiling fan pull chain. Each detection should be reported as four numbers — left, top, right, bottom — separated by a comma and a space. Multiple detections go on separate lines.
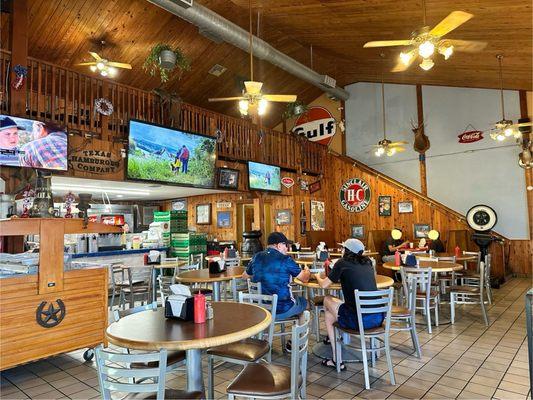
249, 0, 253, 82
497, 55, 505, 119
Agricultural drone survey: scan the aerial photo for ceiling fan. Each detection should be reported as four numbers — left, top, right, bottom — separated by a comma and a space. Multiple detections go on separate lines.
77, 51, 132, 77
370, 79, 408, 157
363, 0, 487, 72
208, 0, 297, 117
490, 55, 532, 142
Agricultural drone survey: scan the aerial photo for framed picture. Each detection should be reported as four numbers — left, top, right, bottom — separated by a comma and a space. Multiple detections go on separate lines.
142, 206, 159, 225
218, 168, 239, 190
217, 211, 232, 228
310, 200, 326, 231
351, 224, 365, 239
309, 180, 321, 194
275, 209, 292, 225
172, 198, 187, 211
378, 196, 392, 216
398, 201, 413, 214
414, 223, 431, 239
196, 203, 211, 225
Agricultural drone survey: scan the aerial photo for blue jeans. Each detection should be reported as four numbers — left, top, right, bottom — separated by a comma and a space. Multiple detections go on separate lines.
181, 158, 189, 173
276, 296, 307, 321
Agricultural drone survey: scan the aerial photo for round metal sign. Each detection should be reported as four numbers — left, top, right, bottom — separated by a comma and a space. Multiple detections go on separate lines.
466, 204, 497, 232
339, 178, 371, 213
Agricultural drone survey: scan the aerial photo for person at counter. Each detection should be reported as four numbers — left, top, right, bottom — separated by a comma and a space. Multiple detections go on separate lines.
381, 228, 409, 263
315, 238, 383, 371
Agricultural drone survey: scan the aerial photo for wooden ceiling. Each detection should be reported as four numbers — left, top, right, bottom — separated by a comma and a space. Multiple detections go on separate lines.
1, 0, 531, 127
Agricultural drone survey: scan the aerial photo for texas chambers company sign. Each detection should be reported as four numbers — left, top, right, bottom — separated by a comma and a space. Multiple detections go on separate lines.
68, 149, 122, 174
339, 178, 371, 213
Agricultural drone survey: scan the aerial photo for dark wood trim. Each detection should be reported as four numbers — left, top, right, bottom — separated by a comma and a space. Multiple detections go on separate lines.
9, 0, 28, 117
341, 100, 346, 156
519, 90, 533, 241
416, 84, 427, 195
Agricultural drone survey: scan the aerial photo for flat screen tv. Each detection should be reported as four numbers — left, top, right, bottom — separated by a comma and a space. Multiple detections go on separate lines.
247, 161, 281, 192
0, 115, 68, 171
127, 119, 217, 188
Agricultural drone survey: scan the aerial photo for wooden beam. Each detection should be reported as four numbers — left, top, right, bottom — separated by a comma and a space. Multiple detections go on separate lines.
416, 84, 427, 195
9, 0, 28, 117
519, 90, 532, 241
340, 100, 346, 156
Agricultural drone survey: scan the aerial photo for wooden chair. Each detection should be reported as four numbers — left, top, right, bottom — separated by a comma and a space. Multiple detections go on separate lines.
226, 311, 310, 400
400, 267, 439, 334
206, 292, 278, 400
391, 272, 421, 358
333, 288, 395, 390
95, 345, 200, 400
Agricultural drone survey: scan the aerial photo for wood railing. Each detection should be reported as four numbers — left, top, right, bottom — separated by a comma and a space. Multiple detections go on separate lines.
0, 50, 325, 174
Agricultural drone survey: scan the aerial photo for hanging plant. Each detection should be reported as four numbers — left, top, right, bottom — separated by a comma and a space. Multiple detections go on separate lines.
143, 43, 191, 83
283, 100, 309, 120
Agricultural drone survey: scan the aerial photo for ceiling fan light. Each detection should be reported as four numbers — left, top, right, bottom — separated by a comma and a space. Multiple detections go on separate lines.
238, 99, 249, 116
439, 44, 454, 60
496, 133, 505, 141
399, 51, 412, 66
419, 58, 434, 71
96, 62, 105, 70
89, 65, 97, 72
107, 67, 117, 77
504, 127, 514, 137
418, 40, 435, 59
386, 147, 396, 156
100, 70, 108, 77
258, 98, 268, 116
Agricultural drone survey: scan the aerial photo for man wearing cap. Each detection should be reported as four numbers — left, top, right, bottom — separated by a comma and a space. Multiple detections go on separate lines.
243, 232, 310, 322
315, 238, 383, 370
0, 116, 22, 166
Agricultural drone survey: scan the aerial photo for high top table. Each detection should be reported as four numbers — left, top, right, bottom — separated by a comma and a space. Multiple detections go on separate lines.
176, 266, 244, 301
106, 302, 271, 392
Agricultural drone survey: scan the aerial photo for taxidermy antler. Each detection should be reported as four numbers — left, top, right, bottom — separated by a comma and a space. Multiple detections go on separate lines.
411, 119, 430, 154
153, 88, 182, 128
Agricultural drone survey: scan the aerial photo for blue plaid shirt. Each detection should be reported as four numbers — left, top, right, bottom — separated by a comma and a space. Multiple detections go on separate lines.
246, 248, 301, 314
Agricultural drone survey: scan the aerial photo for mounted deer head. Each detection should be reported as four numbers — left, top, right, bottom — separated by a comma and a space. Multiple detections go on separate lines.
153, 88, 182, 128
411, 119, 430, 154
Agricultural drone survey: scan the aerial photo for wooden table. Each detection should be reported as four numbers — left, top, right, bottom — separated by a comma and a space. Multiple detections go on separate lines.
176, 267, 244, 301
294, 274, 394, 290
431, 252, 478, 262
106, 303, 271, 392
383, 260, 463, 272
398, 247, 428, 252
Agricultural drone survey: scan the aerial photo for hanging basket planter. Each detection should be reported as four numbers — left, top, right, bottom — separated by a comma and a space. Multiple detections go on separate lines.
159, 50, 177, 70
143, 43, 191, 83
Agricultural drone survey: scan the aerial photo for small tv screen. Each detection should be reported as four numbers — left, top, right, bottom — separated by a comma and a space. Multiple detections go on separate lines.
0, 115, 68, 171
248, 161, 281, 192
127, 120, 217, 188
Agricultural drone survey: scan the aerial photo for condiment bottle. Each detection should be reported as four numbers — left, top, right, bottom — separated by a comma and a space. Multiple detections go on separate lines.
394, 250, 401, 266
194, 293, 206, 324
454, 245, 461, 258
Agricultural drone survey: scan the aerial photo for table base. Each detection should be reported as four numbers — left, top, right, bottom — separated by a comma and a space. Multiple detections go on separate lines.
312, 342, 363, 363
186, 349, 203, 392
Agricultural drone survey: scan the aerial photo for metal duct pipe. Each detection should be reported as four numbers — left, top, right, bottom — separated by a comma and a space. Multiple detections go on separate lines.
147, 0, 350, 101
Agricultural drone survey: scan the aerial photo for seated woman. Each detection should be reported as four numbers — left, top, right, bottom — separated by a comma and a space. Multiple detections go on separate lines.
381, 228, 409, 263
315, 238, 384, 370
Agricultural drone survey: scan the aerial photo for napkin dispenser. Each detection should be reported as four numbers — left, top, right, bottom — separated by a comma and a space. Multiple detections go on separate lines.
209, 257, 226, 274
316, 242, 328, 261
146, 250, 161, 265
165, 284, 194, 321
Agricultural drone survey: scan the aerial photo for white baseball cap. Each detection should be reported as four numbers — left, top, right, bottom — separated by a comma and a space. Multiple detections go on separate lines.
338, 238, 365, 254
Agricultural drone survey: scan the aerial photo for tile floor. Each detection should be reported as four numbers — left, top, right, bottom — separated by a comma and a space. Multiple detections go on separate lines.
1, 277, 531, 400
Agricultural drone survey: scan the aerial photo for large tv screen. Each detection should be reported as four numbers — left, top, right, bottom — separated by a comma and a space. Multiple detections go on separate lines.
248, 161, 281, 192
0, 115, 68, 171
127, 120, 217, 188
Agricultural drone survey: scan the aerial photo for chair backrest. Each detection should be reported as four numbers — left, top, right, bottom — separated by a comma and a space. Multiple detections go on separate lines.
113, 301, 157, 322
437, 256, 456, 263
484, 254, 491, 281
297, 251, 315, 258
290, 310, 310, 399
238, 291, 278, 348
178, 263, 200, 273
110, 264, 126, 286
353, 288, 394, 335
400, 266, 432, 300
189, 253, 204, 268
247, 279, 262, 294
224, 257, 240, 268
463, 251, 481, 271
95, 345, 167, 400
160, 257, 179, 264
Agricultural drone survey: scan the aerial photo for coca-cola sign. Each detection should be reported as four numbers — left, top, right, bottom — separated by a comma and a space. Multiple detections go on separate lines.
281, 177, 295, 189
458, 130, 484, 144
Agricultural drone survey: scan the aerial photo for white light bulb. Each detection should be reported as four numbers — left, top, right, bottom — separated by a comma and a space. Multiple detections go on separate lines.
238, 99, 249, 116
399, 51, 412, 66
100, 70, 108, 77
504, 127, 514, 137
418, 40, 435, 58
496, 133, 505, 141
439, 45, 454, 60
108, 67, 117, 76
387, 147, 396, 156
374, 149, 382, 157
96, 62, 105, 70
89, 65, 97, 72
419, 58, 434, 71
258, 99, 268, 116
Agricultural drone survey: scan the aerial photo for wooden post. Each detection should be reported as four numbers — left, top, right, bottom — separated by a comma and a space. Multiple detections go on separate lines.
9, 0, 28, 116
519, 90, 533, 240
252, 193, 265, 246
341, 100, 346, 156
416, 84, 428, 195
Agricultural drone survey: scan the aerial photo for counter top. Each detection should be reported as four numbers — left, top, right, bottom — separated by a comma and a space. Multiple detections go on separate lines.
71, 247, 168, 259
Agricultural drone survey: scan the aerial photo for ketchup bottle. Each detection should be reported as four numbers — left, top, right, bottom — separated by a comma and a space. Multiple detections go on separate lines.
394, 250, 401, 266
194, 293, 206, 324
454, 245, 461, 258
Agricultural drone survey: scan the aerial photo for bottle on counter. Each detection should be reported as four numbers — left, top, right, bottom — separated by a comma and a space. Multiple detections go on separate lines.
88, 234, 98, 253
77, 234, 87, 254
194, 293, 206, 324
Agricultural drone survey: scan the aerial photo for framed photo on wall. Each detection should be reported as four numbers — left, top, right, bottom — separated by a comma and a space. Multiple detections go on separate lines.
309, 180, 321, 194
351, 224, 365, 239
218, 168, 239, 190
275, 209, 291, 225
398, 201, 413, 214
196, 203, 211, 225
310, 200, 326, 231
171, 198, 187, 211
217, 211, 232, 228
378, 196, 392, 216
414, 223, 431, 239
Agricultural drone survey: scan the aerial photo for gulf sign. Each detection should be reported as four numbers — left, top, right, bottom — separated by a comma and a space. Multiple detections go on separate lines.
292, 106, 336, 146
339, 178, 371, 213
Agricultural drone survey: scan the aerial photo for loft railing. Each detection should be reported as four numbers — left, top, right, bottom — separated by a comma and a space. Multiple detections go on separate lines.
0, 50, 325, 174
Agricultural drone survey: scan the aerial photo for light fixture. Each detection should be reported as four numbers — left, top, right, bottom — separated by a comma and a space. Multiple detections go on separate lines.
400, 51, 413, 66
238, 99, 249, 116
258, 98, 268, 116
53, 184, 150, 196
386, 147, 396, 156
419, 58, 434, 71
504, 127, 514, 137
496, 133, 505, 141
96, 61, 105, 70
107, 67, 117, 77
418, 40, 435, 58
89, 65, 97, 72
438, 44, 454, 60
374, 147, 385, 157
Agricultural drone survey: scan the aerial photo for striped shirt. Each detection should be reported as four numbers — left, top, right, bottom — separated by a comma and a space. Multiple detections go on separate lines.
20, 132, 67, 170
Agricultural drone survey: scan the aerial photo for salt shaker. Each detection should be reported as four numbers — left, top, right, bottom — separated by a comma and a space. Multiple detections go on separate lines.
206, 302, 214, 320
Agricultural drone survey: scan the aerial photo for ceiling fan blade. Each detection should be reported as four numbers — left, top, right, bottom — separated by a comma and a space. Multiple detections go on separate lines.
107, 62, 132, 69
513, 122, 533, 128
208, 97, 247, 102
363, 40, 412, 48
391, 50, 416, 72
263, 94, 297, 103
429, 11, 473, 38
89, 51, 102, 61
76, 62, 97, 66
244, 81, 263, 95
393, 147, 407, 153
446, 39, 487, 52
389, 141, 409, 146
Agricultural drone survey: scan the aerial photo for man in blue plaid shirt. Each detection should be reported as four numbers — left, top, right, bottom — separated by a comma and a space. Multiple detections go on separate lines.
20, 121, 67, 170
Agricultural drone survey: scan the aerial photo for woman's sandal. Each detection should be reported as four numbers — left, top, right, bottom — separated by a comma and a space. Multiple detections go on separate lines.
321, 358, 346, 371
323, 337, 331, 345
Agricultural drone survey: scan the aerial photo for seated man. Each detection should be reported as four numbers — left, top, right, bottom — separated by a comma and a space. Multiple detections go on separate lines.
381, 228, 409, 263
427, 230, 445, 253
315, 238, 384, 370
243, 232, 310, 322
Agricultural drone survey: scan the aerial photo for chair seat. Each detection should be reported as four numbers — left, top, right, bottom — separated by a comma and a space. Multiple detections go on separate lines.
391, 306, 411, 317
275, 314, 300, 323
123, 389, 203, 399
450, 285, 480, 294
130, 350, 186, 369
416, 290, 439, 298
191, 288, 213, 295
333, 322, 385, 335
116, 279, 146, 287
122, 286, 150, 294
311, 295, 324, 306
226, 362, 301, 396
206, 338, 269, 362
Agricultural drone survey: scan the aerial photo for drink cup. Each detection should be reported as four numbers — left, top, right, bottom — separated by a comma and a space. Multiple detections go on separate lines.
409, 242, 414, 249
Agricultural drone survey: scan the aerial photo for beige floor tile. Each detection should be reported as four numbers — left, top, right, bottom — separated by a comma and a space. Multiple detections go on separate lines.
49, 376, 79, 390
57, 382, 91, 396
323, 388, 357, 399
357, 388, 391, 399
493, 388, 528, 400
307, 383, 332, 397
392, 383, 427, 399
469, 374, 500, 387
429, 383, 462, 398
498, 380, 531, 396
69, 387, 100, 399
503, 373, 532, 386
457, 389, 489, 399
22, 384, 57, 398
463, 382, 497, 397
437, 375, 468, 390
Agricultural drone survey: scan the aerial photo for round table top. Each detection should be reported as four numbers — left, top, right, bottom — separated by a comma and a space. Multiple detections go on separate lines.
176, 266, 244, 283
383, 260, 463, 272
431, 252, 478, 262
294, 274, 394, 290
106, 302, 271, 351
398, 247, 428, 252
